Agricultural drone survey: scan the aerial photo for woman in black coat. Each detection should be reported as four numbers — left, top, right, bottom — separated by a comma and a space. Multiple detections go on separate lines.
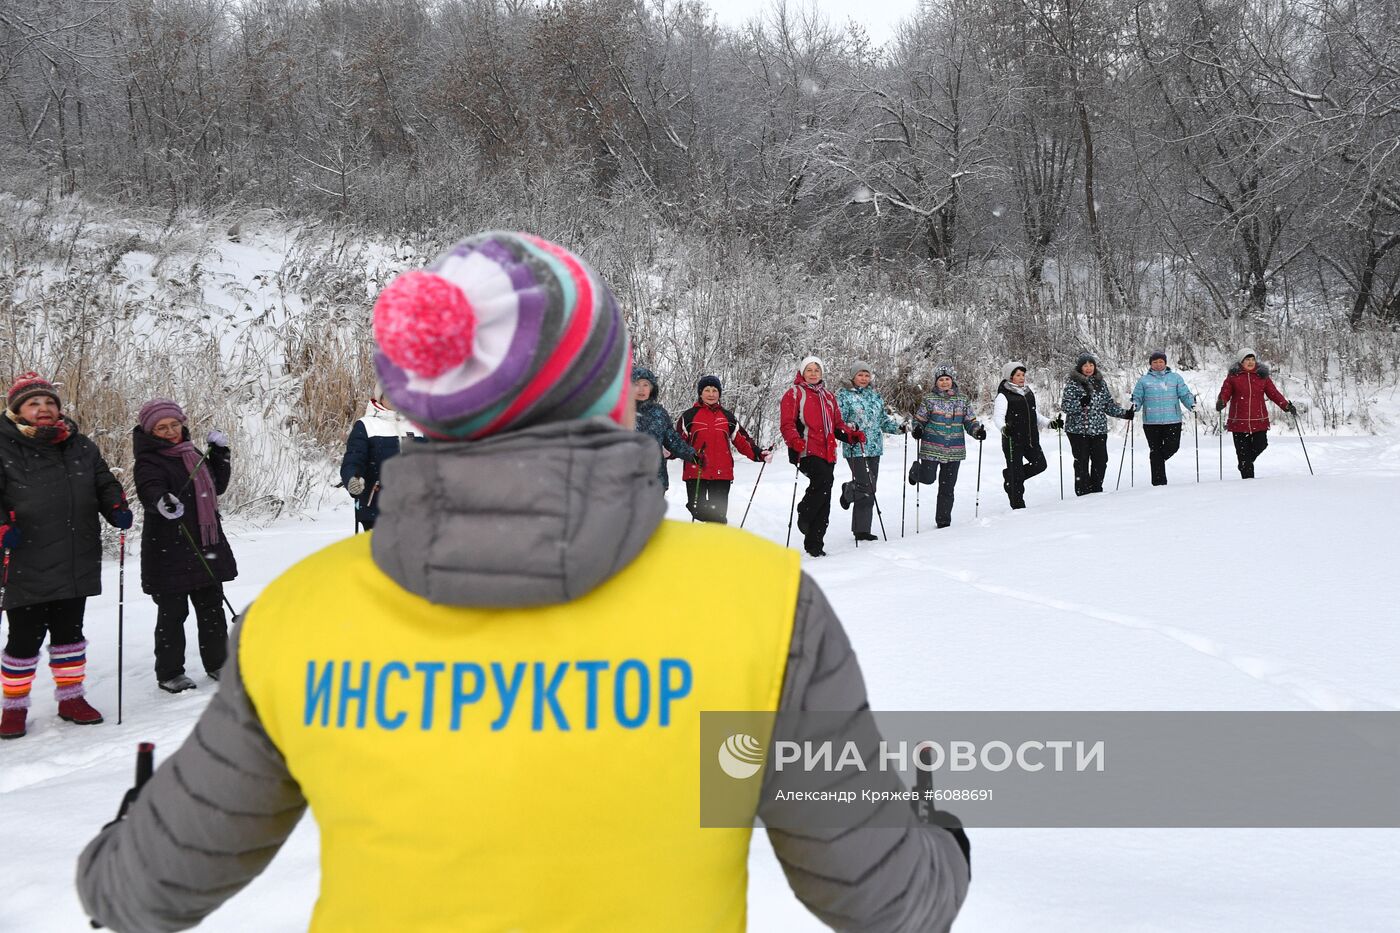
0, 373, 130, 740
133, 399, 237, 694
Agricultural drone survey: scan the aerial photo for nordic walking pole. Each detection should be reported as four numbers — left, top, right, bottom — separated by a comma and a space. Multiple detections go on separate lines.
975, 438, 983, 518
1194, 410, 1200, 483
117, 531, 126, 726
901, 428, 908, 538
785, 463, 800, 548
1115, 421, 1130, 491
1130, 418, 1135, 488
1218, 411, 1224, 480
176, 523, 239, 617
739, 451, 769, 529
1291, 410, 1314, 476
915, 467, 921, 533
0, 544, 11, 645
1057, 422, 1064, 500
872, 494, 888, 542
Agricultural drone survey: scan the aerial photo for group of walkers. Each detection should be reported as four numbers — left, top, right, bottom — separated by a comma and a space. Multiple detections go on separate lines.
1, 377, 237, 739
629, 348, 1297, 558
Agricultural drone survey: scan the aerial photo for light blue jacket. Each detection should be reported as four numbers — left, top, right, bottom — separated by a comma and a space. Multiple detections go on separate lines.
1130, 368, 1195, 425
836, 385, 902, 459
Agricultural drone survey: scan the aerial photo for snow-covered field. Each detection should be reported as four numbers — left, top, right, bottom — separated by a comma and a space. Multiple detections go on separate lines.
4, 425, 1398, 931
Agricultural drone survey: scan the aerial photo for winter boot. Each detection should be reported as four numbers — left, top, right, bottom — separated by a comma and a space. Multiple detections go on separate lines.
839, 482, 854, 510
58, 696, 104, 725
855, 532, 878, 542
804, 545, 827, 558
207, 669, 221, 682
0, 705, 26, 739
160, 674, 198, 694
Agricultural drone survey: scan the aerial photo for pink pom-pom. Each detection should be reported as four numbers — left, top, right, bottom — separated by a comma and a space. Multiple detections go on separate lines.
373, 270, 476, 378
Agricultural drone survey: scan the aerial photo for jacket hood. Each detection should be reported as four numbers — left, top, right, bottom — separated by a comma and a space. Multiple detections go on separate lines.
1228, 361, 1271, 378
370, 417, 666, 608
632, 365, 659, 396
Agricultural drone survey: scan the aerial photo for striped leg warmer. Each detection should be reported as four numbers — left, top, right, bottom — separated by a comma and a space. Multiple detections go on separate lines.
2, 652, 39, 710
48, 640, 88, 701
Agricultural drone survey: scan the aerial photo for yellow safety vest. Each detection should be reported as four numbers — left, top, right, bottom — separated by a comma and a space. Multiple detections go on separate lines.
240, 520, 800, 932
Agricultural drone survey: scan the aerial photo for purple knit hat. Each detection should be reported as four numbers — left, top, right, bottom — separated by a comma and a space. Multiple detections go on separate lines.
372, 232, 632, 441
139, 399, 186, 434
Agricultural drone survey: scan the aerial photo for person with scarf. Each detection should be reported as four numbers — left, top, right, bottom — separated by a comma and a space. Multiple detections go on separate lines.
912, 364, 986, 528
1060, 353, 1134, 496
0, 373, 130, 739
836, 361, 904, 541
991, 363, 1055, 510
780, 356, 864, 557
340, 384, 422, 531
132, 399, 239, 694
675, 375, 770, 523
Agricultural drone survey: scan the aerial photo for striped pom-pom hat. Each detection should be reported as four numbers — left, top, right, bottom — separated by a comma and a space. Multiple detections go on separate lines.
373, 232, 632, 440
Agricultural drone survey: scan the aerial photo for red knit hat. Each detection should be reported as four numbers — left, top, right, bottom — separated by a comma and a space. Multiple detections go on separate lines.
7, 372, 61, 414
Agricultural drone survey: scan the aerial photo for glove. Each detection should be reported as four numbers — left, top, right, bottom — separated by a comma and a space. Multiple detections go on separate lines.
849, 429, 867, 445
347, 476, 366, 496
760, 448, 774, 463
1049, 416, 1064, 431
1123, 406, 1136, 420
972, 426, 987, 441
1285, 402, 1296, 413
899, 421, 909, 435
911, 423, 924, 440
207, 429, 229, 447
1216, 398, 1227, 412
0, 522, 19, 548
110, 505, 134, 530
157, 493, 185, 520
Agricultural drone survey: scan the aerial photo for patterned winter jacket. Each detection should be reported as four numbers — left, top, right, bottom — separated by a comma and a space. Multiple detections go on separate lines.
633, 366, 696, 489
1219, 363, 1289, 433
835, 385, 902, 459
1131, 368, 1195, 425
913, 387, 983, 462
1060, 373, 1129, 436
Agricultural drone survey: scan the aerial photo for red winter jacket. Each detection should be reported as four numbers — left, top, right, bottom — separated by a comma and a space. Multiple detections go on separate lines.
1219, 365, 1289, 433
676, 402, 762, 481
780, 373, 858, 464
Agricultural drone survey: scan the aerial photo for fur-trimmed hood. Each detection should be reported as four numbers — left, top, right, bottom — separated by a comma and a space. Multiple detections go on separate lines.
1227, 361, 1271, 378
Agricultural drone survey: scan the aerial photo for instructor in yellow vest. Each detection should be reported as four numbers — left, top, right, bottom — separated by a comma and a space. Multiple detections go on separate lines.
77, 232, 969, 931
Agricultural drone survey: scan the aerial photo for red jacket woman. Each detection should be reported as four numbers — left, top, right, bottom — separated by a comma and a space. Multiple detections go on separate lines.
1216, 348, 1294, 479
779, 357, 862, 558
675, 376, 770, 524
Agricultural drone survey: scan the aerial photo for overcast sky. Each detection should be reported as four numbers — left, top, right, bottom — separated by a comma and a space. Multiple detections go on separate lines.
700, 0, 919, 45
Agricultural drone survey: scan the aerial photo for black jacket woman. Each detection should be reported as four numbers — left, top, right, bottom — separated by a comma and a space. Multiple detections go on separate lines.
0, 373, 130, 739
133, 399, 237, 694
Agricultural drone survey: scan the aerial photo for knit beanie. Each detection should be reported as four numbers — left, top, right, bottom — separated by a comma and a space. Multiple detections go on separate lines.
1002, 361, 1027, 383
798, 356, 825, 379
632, 365, 659, 397
7, 372, 60, 414
933, 362, 957, 383
1238, 347, 1257, 364
848, 360, 873, 383
1075, 352, 1099, 372
138, 398, 187, 434
373, 232, 631, 440
1148, 350, 1167, 365
696, 375, 722, 397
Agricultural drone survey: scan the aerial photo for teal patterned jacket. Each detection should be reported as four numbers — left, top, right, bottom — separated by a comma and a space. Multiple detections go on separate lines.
835, 386, 903, 459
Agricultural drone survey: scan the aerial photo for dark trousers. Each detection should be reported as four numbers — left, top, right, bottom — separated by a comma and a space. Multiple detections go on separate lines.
1232, 431, 1269, 479
845, 457, 881, 535
684, 479, 732, 524
1001, 436, 1047, 509
1067, 433, 1109, 495
152, 585, 229, 681
3, 597, 86, 657
1143, 423, 1183, 486
796, 456, 835, 551
913, 459, 961, 527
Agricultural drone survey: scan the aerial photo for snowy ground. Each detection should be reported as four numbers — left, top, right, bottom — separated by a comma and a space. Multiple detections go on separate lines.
5, 423, 1399, 931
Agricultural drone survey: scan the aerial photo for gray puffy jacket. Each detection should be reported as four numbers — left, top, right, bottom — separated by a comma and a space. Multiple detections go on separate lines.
77, 419, 969, 932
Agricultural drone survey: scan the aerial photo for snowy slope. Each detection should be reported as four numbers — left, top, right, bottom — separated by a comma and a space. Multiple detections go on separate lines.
4, 427, 1398, 931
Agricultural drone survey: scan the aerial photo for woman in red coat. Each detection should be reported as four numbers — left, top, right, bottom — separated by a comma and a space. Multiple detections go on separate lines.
676, 375, 771, 524
1216, 348, 1295, 479
780, 357, 863, 557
